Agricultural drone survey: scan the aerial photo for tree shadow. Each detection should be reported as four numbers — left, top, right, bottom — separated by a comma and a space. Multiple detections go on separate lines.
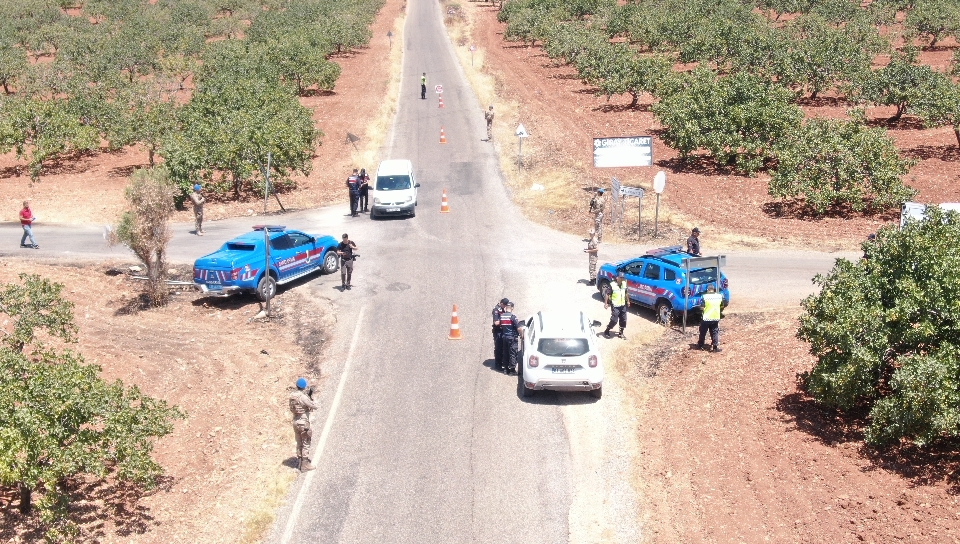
547, 71, 580, 80
300, 89, 336, 98
776, 391, 960, 490
864, 116, 927, 131
762, 199, 902, 221
902, 144, 960, 162
655, 155, 737, 176
593, 102, 651, 113
794, 95, 851, 107
107, 164, 145, 178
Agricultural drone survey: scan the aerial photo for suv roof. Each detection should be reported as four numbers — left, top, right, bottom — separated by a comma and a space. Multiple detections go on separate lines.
376, 159, 413, 176
535, 310, 588, 335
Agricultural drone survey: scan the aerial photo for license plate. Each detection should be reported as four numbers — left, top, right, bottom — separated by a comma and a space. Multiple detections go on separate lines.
206, 280, 221, 285
206, 284, 222, 291
387, 208, 400, 212
552, 366, 577, 374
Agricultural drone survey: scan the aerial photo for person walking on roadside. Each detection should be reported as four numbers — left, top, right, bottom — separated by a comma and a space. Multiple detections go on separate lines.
498, 301, 524, 374
589, 188, 606, 242
189, 184, 205, 236
687, 227, 702, 256
358, 168, 370, 213
336, 233, 357, 290
19, 200, 38, 249
289, 377, 318, 472
483, 105, 494, 141
421, 73, 427, 100
697, 284, 723, 352
603, 271, 630, 339
491, 297, 508, 370
346, 169, 361, 217
584, 229, 599, 285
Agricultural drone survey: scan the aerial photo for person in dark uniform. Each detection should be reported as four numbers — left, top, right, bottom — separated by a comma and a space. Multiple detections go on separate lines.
346, 169, 361, 217
491, 298, 508, 370
498, 301, 524, 374
336, 233, 357, 290
686, 227, 702, 256
358, 168, 370, 212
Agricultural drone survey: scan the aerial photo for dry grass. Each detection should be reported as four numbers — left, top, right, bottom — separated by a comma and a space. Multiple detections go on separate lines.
238, 469, 297, 544
353, 12, 407, 168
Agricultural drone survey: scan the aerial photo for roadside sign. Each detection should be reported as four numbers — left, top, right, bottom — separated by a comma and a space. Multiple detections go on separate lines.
621, 186, 645, 198
515, 123, 529, 138
593, 135, 653, 167
435, 85, 443, 94
470, 45, 476, 51
653, 171, 666, 194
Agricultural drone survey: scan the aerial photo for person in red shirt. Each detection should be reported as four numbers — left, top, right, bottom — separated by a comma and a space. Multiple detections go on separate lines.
19, 201, 38, 249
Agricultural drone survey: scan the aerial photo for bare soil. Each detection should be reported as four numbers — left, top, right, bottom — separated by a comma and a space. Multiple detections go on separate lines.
0, 0, 406, 227
630, 312, 960, 543
465, 3, 960, 249
0, 259, 336, 543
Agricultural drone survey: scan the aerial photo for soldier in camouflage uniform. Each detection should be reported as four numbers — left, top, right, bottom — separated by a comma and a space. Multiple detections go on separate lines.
484, 105, 494, 141
584, 229, 599, 285
289, 377, 318, 472
589, 188, 606, 242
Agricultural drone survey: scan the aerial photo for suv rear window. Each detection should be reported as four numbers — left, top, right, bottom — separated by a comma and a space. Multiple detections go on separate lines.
376, 175, 411, 191
689, 267, 718, 284
537, 338, 590, 357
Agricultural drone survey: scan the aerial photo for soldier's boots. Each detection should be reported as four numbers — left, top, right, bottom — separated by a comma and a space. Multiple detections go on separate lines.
299, 458, 315, 472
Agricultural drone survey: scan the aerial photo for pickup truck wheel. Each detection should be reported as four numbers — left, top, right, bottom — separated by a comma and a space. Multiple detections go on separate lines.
321, 250, 339, 274
656, 300, 672, 326
256, 275, 277, 301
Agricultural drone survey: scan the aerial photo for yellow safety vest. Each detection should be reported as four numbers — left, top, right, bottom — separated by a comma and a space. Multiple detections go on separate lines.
702, 292, 723, 321
610, 281, 627, 306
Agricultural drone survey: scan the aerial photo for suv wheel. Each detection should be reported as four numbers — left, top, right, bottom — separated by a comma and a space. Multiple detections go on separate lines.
598, 279, 611, 300
519, 370, 533, 398
655, 300, 672, 325
256, 275, 277, 301
590, 386, 602, 399
321, 250, 339, 274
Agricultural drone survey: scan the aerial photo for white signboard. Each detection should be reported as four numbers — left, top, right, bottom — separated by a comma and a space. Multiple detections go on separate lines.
621, 186, 645, 198
593, 136, 653, 167
435, 85, 443, 94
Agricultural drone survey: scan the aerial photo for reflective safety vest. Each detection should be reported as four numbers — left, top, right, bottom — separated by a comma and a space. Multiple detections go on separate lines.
609, 281, 627, 307
702, 292, 723, 321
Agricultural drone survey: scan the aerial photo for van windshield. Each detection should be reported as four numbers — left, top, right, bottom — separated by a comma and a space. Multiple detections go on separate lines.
376, 175, 411, 191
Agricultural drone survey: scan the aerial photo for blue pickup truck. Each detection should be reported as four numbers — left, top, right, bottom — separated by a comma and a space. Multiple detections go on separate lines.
193, 226, 340, 300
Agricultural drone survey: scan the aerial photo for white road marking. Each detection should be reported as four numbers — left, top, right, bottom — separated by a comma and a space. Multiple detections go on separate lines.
279, 306, 366, 544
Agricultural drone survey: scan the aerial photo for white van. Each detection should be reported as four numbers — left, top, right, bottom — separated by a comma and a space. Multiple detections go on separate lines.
901, 201, 960, 228
371, 159, 419, 219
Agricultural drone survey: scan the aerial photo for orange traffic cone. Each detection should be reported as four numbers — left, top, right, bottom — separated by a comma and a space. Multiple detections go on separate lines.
440, 189, 450, 213
440, 126, 447, 144
438, 94, 444, 108
448, 305, 463, 340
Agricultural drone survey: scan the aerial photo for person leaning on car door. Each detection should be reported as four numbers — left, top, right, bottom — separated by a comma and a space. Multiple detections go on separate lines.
497, 301, 524, 375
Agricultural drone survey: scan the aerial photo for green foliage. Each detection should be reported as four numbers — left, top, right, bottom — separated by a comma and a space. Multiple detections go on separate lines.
0, 274, 184, 533
912, 74, 960, 147
498, 0, 614, 45
798, 208, 960, 446
0, 44, 28, 94
853, 53, 950, 120
905, 0, 960, 47
163, 70, 322, 198
769, 118, 916, 213
652, 69, 803, 174
576, 43, 673, 107
542, 21, 608, 65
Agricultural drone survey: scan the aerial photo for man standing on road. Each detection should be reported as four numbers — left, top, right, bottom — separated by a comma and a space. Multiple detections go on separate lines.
687, 227, 702, 256
491, 298, 508, 370
589, 188, 606, 242
498, 301, 523, 374
584, 229, 599, 285
697, 285, 723, 352
358, 168, 370, 213
346, 169, 361, 217
603, 272, 630, 339
421, 73, 427, 100
189, 184, 205, 236
483, 105, 494, 142
19, 200, 38, 249
289, 377, 318, 472
336, 233, 357, 290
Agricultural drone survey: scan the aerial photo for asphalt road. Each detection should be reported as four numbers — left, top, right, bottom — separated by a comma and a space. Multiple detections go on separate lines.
0, 0, 858, 541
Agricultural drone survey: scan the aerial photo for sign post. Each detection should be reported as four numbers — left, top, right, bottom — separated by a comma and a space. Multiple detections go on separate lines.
469, 45, 476, 66
619, 185, 646, 240
653, 170, 666, 237
516, 124, 529, 173
263, 227, 271, 316
261, 152, 272, 214
611, 177, 622, 231
387, 30, 393, 49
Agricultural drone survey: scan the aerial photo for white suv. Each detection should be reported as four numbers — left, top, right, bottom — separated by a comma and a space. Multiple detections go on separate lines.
517, 310, 604, 399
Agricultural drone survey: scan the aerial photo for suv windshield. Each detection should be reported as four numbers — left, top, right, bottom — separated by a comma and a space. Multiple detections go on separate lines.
376, 175, 411, 191
538, 338, 590, 357
689, 266, 718, 285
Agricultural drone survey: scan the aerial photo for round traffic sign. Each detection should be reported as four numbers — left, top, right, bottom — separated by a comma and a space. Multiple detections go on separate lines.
653, 171, 666, 194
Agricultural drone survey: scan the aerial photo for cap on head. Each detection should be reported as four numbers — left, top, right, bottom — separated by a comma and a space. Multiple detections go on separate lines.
598, 188, 605, 193
692, 227, 700, 233
500, 297, 509, 305
867, 233, 876, 240
296, 377, 308, 390
504, 301, 514, 309
617, 271, 625, 278
193, 184, 202, 191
